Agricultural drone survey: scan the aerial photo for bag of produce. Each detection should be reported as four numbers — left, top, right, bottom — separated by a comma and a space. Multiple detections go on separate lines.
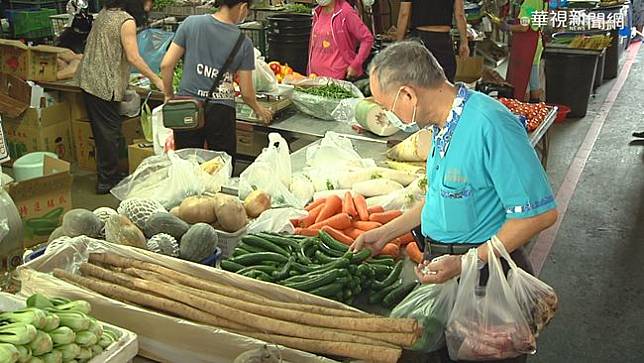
252, 48, 279, 93
111, 149, 232, 209
445, 246, 536, 361
390, 279, 458, 352
331, 98, 399, 137
490, 237, 558, 336
290, 77, 363, 120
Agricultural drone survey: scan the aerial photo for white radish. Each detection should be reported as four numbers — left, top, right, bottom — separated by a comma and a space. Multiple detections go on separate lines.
313, 189, 354, 201
337, 167, 382, 189
289, 174, 315, 204
374, 167, 418, 187
352, 179, 404, 197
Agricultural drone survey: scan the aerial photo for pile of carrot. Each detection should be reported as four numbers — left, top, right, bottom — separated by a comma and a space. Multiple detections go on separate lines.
292, 193, 415, 258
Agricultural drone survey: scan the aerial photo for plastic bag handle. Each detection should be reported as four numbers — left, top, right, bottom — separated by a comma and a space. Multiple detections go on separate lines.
489, 236, 520, 270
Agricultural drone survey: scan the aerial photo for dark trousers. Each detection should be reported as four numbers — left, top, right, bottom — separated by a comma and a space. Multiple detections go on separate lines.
82, 90, 123, 184
414, 30, 457, 83
173, 103, 236, 160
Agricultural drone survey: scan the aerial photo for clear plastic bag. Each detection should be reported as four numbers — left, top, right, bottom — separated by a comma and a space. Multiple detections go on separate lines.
151, 104, 173, 155
119, 89, 141, 117
140, 95, 153, 142
290, 77, 363, 121
331, 98, 399, 137
390, 279, 458, 352
136, 29, 174, 74
111, 149, 232, 209
253, 48, 279, 93
490, 237, 559, 337
445, 246, 536, 361
239, 133, 303, 208
246, 208, 307, 235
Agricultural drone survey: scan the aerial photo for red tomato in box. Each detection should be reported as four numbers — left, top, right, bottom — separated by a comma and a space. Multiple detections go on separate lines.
268, 61, 282, 76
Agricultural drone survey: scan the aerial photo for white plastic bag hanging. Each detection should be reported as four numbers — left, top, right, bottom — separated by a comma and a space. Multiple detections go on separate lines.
252, 48, 279, 93
490, 237, 559, 337
151, 104, 173, 155
390, 279, 458, 352
239, 133, 303, 208
445, 246, 536, 361
111, 149, 232, 209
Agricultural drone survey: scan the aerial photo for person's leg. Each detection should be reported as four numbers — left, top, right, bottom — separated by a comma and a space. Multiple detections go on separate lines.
419, 31, 457, 83
173, 128, 206, 149
82, 91, 122, 193
204, 103, 237, 162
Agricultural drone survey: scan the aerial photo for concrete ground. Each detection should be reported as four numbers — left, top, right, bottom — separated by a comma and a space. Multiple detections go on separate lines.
43, 44, 644, 362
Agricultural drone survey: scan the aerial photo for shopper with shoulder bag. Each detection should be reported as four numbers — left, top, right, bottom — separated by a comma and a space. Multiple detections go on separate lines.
160, 0, 273, 158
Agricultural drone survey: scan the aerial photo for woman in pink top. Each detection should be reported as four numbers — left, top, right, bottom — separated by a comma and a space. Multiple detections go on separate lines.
308, 0, 374, 80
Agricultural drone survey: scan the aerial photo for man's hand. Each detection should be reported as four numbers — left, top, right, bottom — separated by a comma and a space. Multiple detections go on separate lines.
153, 76, 165, 95
415, 255, 462, 284
459, 42, 470, 58
346, 66, 359, 80
350, 227, 390, 255
255, 106, 274, 124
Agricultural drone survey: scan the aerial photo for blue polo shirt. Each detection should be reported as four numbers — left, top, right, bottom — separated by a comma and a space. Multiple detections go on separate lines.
421, 86, 556, 244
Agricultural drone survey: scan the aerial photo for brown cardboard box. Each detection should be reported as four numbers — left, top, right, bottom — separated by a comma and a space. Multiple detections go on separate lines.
64, 92, 87, 121
6, 157, 72, 248
236, 123, 268, 157
0, 73, 31, 118
73, 117, 143, 172
0, 40, 30, 80
28, 45, 67, 82
455, 56, 484, 83
4, 117, 73, 163
128, 139, 154, 174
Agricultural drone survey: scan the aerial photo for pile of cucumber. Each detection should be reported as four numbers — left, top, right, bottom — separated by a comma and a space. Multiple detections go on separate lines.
221, 231, 418, 308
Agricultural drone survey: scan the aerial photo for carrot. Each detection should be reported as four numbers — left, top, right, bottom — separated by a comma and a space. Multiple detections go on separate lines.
343, 227, 365, 240
367, 206, 384, 214
397, 232, 415, 246
316, 195, 343, 223
406, 242, 423, 264
290, 219, 300, 228
310, 213, 353, 230
352, 221, 382, 231
369, 210, 403, 224
321, 226, 354, 246
379, 243, 400, 258
353, 194, 369, 221
343, 192, 358, 218
305, 198, 326, 211
295, 227, 320, 237
300, 204, 324, 228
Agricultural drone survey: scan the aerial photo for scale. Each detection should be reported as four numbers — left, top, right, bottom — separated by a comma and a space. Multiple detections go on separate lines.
235, 93, 292, 123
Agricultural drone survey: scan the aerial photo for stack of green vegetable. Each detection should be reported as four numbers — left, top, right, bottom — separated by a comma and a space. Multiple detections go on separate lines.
221, 232, 418, 309
295, 84, 355, 100
0, 294, 118, 363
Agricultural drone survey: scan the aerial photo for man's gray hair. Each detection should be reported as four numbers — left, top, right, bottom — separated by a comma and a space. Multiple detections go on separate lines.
369, 40, 446, 93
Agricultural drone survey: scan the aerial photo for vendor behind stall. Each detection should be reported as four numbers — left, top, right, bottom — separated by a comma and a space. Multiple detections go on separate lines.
160, 0, 273, 157
351, 41, 558, 361
76, 0, 164, 194
307, 0, 374, 80
395, 0, 470, 83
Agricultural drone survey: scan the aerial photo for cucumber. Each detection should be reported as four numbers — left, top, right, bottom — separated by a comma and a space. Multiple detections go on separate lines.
311, 256, 350, 272
352, 284, 362, 296
237, 265, 277, 275
237, 242, 265, 254
256, 233, 301, 251
319, 231, 349, 252
291, 261, 315, 274
343, 288, 353, 300
372, 260, 403, 290
242, 235, 290, 256
301, 238, 320, 260
350, 249, 371, 264
242, 270, 274, 282
357, 264, 375, 279
309, 282, 345, 298
348, 264, 358, 275
284, 269, 345, 291
43, 207, 64, 219
383, 281, 418, 308
370, 263, 393, 279
272, 258, 295, 281
220, 260, 245, 272
232, 248, 251, 257
369, 279, 403, 305
367, 257, 395, 266
315, 250, 337, 264
319, 243, 345, 258
229, 252, 289, 266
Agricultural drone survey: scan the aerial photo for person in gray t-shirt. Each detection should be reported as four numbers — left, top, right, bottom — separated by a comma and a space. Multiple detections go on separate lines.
161, 0, 272, 156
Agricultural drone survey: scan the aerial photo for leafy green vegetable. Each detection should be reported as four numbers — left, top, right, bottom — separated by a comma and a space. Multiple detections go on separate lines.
0, 309, 47, 330
26, 294, 54, 310
284, 3, 312, 13
55, 343, 80, 361
51, 301, 91, 315
48, 326, 75, 345
296, 84, 355, 99
0, 323, 37, 345
40, 350, 62, 363
28, 330, 53, 356
52, 311, 90, 332
0, 343, 19, 363
153, 0, 177, 11
42, 314, 60, 332
15, 345, 30, 363
74, 331, 98, 347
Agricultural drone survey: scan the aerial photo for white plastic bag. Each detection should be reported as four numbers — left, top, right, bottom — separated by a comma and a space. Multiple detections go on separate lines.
252, 48, 279, 93
239, 133, 303, 208
290, 77, 363, 120
445, 246, 536, 361
332, 98, 399, 137
491, 237, 558, 337
111, 149, 232, 209
246, 208, 307, 235
151, 104, 173, 155
366, 176, 427, 211
390, 279, 458, 352
119, 89, 141, 117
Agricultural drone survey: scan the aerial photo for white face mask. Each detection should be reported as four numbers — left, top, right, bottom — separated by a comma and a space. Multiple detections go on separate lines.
385, 88, 420, 133
317, 0, 332, 6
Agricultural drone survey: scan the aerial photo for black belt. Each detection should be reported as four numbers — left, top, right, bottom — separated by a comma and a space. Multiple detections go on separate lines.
410, 225, 482, 257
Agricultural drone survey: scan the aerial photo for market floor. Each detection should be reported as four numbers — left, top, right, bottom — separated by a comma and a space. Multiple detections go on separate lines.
64, 45, 644, 362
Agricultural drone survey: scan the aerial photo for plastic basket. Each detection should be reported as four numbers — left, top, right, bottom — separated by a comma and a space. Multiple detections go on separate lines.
240, 21, 268, 55
216, 226, 247, 257
11, 8, 56, 36
551, 104, 571, 123
50, 13, 71, 36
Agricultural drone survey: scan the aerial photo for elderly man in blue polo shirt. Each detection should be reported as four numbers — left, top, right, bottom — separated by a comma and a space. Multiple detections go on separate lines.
352, 40, 558, 289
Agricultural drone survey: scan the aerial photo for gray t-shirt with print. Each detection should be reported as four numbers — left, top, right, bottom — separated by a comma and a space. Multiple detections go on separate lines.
173, 15, 254, 108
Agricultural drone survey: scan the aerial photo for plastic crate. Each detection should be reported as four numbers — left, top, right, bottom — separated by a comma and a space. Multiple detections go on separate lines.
216, 226, 247, 257
8, 0, 66, 13
240, 21, 268, 56
11, 8, 56, 36
50, 13, 71, 36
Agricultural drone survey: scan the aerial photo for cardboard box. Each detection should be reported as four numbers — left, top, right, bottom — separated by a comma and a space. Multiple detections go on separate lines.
128, 139, 154, 174
29, 45, 67, 82
64, 92, 87, 121
455, 56, 484, 83
73, 117, 143, 172
5, 157, 72, 248
0, 40, 29, 80
236, 124, 268, 157
0, 73, 31, 118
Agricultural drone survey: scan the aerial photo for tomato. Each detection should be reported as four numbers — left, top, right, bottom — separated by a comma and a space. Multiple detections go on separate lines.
281, 64, 294, 77
268, 61, 282, 75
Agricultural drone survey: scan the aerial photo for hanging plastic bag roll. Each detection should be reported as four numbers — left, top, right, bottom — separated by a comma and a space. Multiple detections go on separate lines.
445, 245, 536, 361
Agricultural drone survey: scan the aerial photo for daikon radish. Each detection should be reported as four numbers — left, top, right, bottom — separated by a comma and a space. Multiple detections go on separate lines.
352, 179, 404, 198
384, 160, 426, 174
313, 189, 354, 201
337, 168, 382, 189
290, 173, 315, 204
385, 129, 432, 162
374, 168, 418, 186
